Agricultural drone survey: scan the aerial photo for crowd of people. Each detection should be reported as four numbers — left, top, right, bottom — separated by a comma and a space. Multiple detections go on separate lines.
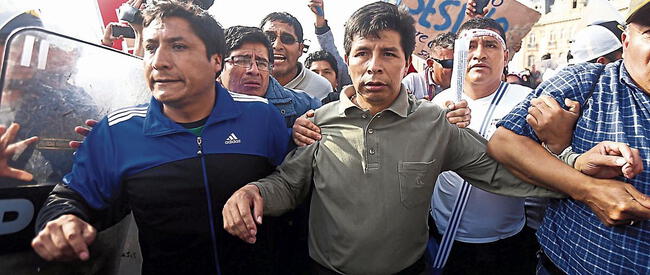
0, 0, 648, 274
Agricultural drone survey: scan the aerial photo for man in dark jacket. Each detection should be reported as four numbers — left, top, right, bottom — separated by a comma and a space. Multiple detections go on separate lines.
30, 1, 289, 274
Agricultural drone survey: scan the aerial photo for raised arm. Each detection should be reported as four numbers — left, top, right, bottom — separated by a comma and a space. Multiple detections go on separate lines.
0, 123, 39, 181
308, 0, 352, 88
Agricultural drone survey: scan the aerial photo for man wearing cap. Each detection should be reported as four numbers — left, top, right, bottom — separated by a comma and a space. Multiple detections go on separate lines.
570, 22, 623, 65
488, 0, 650, 273
402, 32, 456, 100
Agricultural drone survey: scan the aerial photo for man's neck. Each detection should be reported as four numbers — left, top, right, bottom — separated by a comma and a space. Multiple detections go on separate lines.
623, 59, 650, 95
349, 89, 400, 116
464, 79, 502, 100
163, 87, 216, 123
274, 63, 300, 86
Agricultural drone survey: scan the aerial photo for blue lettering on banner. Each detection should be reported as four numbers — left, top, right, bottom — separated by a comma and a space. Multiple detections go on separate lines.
409, 0, 510, 56
435, 1, 461, 31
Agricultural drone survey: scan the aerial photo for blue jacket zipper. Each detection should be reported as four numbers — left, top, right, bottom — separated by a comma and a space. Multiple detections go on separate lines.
197, 136, 222, 275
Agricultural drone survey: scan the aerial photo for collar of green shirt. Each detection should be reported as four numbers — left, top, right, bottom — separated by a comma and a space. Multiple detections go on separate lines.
337, 85, 410, 118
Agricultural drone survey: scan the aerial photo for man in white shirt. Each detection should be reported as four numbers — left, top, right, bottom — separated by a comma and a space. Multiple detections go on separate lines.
429, 18, 537, 274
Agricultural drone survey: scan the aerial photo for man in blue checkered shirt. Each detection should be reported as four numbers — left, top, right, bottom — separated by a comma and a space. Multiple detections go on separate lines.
487, 1, 650, 274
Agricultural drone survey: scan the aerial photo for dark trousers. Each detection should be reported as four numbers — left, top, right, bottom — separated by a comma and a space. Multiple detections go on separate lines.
536, 250, 567, 275
429, 218, 539, 275
309, 256, 426, 275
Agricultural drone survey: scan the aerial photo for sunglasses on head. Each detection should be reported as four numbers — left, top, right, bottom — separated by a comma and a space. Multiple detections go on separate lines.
264, 32, 298, 45
432, 58, 454, 69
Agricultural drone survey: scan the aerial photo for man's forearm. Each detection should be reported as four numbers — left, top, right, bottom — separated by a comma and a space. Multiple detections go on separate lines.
36, 184, 92, 232
487, 127, 595, 200
253, 145, 316, 215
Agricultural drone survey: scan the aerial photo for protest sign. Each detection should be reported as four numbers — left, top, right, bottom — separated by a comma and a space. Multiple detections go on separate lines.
386, 0, 541, 60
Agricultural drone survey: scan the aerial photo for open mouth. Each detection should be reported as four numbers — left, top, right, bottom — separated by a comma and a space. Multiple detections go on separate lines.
273, 54, 287, 63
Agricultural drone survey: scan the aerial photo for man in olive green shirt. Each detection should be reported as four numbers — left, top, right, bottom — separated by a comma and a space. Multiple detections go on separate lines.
222, 2, 561, 274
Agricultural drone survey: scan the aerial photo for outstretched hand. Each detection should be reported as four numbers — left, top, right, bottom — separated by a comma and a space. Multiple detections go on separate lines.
0, 123, 38, 181
69, 119, 98, 149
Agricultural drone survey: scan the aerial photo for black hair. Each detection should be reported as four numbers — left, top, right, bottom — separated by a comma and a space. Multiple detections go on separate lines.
224, 26, 273, 64
587, 47, 622, 63
432, 32, 457, 49
305, 50, 338, 79
142, 0, 225, 63
457, 17, 507, 45
259, 12, 304, 42
192, 0, 214, 9
343, 1, 415, 61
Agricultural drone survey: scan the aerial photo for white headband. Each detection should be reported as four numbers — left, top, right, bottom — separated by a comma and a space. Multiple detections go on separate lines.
458, 29, 506, 50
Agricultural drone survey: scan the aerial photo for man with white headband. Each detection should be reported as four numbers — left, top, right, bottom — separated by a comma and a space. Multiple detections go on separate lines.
429, 18, 539, 274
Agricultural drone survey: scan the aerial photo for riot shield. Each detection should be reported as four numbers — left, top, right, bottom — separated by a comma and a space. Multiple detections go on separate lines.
0, 28, 148, 274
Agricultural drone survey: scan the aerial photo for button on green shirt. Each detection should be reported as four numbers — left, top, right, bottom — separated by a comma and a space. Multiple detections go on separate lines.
252, 86, 562, 274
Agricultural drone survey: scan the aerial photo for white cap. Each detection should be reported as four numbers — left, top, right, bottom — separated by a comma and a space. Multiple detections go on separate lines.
570, 25, 622, 64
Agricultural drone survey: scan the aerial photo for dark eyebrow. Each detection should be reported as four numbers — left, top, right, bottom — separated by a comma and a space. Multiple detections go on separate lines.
164, 36, 185, 43
382, 47, 400, 52
231, 54, 269, 62
144, 36, 185, 45
354, 46, 371, 52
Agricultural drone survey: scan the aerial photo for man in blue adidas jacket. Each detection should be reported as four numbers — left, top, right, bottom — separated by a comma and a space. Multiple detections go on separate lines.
30, 1, 289, 274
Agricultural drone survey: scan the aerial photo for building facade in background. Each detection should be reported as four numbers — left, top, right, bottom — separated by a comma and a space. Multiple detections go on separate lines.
515, 0, 628, 71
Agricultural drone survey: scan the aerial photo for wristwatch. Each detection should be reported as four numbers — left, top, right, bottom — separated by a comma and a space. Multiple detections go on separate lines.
542, 143, 580, 168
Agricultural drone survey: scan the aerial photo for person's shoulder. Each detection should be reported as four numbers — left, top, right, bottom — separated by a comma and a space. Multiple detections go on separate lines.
304, 68, 333, 88
540, 62, 609, 95
312, 96, 344, 123
402, 72, 421, 81
228, 91, 280, 115
431, 88, 454, 105
285, 87, 315, 100
229, 91, 270, 105
558, 62, 607, 81
505, 83, 533, 96
106, 103, 149, 127
497, 83, 532, 107
283, 87, 322, 109
410, 96, 447, 121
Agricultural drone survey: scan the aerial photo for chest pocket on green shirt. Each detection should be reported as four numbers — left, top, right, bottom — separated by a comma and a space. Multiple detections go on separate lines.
398, 160, 437, 209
